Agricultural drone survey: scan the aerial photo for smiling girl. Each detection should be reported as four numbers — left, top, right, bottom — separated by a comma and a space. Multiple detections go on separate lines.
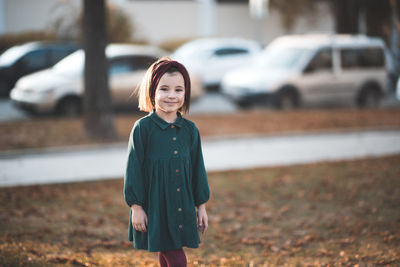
124, 57, 210, 266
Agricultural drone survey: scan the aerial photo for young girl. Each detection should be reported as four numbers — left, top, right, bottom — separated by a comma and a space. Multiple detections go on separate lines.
124, 57, 210, 267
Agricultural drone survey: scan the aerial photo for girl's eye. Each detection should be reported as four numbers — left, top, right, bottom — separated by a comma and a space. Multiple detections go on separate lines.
160, 87, 168, 91
176, 89, 183, 92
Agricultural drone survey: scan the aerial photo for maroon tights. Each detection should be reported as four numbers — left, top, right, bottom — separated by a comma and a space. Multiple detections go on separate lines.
158, 249, 187, 267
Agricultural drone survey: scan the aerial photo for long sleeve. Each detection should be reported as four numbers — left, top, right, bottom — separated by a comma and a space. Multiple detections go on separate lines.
190, 124, 210, 207
124, 121, 146, 207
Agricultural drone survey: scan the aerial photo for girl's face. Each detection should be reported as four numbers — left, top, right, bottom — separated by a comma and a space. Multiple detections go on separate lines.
154, 72, 185, 114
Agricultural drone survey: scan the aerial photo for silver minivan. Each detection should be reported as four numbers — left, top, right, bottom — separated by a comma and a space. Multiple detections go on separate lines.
222, 34, 389, 109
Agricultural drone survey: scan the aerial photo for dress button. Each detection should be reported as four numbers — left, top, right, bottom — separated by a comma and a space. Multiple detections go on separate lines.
176, 169, 179, 173
179, 224, 183, 229
177, 188, 180, 192
171, 125, 175, 128
172, 137, 177, 141
178, 208, 182, 212
174, 150, 178, 155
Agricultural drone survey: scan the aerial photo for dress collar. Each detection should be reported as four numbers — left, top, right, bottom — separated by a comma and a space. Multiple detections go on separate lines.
149, 109, 183, 130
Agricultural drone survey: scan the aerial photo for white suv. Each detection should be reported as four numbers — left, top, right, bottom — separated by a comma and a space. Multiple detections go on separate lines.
222, 34, 389, 109
171, 38, 262, 89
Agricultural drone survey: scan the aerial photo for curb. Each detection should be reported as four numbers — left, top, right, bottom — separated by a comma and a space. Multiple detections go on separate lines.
201, 126, 400, 142
1, 126, 400, 158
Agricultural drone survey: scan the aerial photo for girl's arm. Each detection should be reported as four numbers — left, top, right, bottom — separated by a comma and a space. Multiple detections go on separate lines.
124, 123, 147, 232
197, 203, 208, 234
124, 122, 148, 232
124, 122, 146, 208
131, 204, 148, 232
191, 124, 210, 234
190, 124, 210, 207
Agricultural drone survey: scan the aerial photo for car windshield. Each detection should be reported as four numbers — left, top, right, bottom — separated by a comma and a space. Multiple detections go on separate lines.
255, 46, 310, 70
0, 45, 29, 66
53, 50, 84, 76
173, 42, 210, 60
173, 44, 197, 58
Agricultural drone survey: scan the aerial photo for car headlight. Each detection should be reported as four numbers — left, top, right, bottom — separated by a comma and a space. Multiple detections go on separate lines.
42, 88, 54, 94
23, 88, 55, 100
40, 88, 55, 99
21, 88, 34, 94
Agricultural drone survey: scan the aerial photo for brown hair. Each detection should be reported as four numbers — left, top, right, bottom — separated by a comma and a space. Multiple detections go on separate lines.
136, 57, 191, 113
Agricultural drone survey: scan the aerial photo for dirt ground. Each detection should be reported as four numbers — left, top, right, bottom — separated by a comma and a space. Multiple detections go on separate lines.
1, 154, 399, 266
1, 107, 400, 151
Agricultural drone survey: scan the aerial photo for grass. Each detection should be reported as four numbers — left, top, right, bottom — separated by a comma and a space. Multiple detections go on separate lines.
1, 154, 399, 266
1, 107, 400, 151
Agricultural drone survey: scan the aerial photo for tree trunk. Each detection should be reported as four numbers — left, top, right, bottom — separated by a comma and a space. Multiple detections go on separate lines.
82, 0, 116, 140
389, 0, 400, 67
332, 0, 360, 33
365, 0, 391, 40
389, 0, 400, 92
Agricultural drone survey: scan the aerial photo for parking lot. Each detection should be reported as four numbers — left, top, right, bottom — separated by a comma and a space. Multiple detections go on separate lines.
1, 90, 400, 123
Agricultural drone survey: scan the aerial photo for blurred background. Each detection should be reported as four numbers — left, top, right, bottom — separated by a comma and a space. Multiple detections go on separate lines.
0, 0, 399, 122
1, 1, 400, 266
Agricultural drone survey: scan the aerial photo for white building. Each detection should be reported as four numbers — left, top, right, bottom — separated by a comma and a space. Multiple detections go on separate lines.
0, 0, 334, 45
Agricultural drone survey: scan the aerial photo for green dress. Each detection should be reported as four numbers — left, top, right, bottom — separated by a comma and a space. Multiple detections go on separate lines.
124, 109, 210, 252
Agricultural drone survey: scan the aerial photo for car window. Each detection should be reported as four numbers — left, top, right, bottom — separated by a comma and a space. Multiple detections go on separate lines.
305, 48, 332, 72
341, 48, 384, 69
109, 56, 156, 76
213, 48, 249, 57
19, 50, 49, 70
130, 56, 157, 70
359, 48, 384, 67
109, 60, 134, 76
50, 48, 74, 65
256, 46, 310, 70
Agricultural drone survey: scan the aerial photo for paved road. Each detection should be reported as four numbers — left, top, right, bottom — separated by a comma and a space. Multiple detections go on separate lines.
1, 92, 399, 122
1, 129, 399, 187
0, 93, 239, 122
0, 99, 28, 121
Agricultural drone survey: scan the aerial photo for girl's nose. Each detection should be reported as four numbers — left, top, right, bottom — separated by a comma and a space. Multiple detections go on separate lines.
168, 92, 176, 98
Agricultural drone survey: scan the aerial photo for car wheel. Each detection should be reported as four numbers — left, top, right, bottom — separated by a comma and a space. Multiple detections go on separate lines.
237, 100, 252, 109
274, 89, 299, 110
357, 86, 381, 108
57, 97, 81, 117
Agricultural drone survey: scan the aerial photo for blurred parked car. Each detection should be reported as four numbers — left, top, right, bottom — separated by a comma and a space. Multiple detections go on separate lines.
171, 38, 262, 89
384, 49, 399, 93
0, 41, 79, 97
222, 34, 389, 109
10, 44, 204, 116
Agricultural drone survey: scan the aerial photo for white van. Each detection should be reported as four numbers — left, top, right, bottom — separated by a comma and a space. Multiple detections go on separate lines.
221, 34, 389, 109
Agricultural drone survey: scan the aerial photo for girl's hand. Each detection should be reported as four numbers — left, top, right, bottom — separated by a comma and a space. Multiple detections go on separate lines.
131, 204, 148, 232
197, 204, 208, 234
